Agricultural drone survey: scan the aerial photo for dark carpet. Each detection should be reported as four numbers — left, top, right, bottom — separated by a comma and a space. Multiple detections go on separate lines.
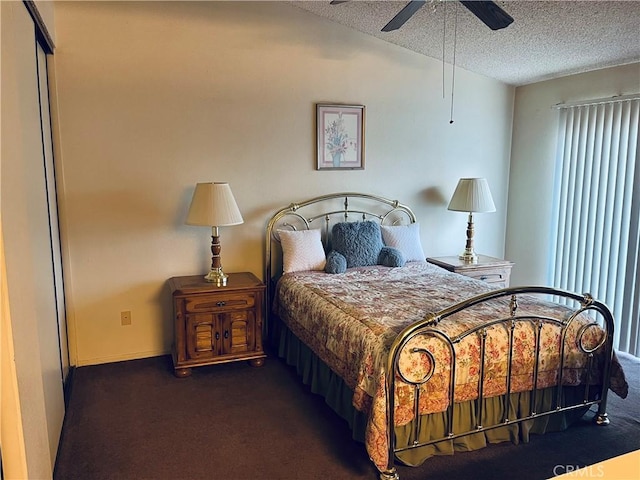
54, 351, 639, 480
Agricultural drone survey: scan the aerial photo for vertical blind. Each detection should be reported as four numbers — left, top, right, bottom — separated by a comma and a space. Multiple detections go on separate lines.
550, 97, 639, 356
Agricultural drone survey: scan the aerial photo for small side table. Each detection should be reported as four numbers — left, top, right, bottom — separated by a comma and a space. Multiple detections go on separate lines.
169, 272, 266, 377
427, 255, 514, 288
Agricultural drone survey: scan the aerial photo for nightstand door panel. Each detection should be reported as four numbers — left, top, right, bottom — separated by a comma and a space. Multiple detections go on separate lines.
186, 313, 220, 360
222, 310, 256, 355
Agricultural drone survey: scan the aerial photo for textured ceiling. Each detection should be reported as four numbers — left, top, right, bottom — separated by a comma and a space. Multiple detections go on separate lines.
291, 0, 640, 86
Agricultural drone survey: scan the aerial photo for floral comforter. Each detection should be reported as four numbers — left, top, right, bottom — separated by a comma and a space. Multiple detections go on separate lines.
274, 262, 628, 470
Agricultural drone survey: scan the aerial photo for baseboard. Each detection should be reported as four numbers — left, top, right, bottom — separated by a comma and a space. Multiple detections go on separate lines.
75, 349, 170, 367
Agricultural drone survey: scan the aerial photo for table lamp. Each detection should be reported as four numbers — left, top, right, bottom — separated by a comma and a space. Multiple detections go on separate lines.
447, 177, 496, 263
186, 182, 244, 286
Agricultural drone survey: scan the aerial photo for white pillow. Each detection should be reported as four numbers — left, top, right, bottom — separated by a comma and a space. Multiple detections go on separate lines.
278, 229, 326, 273
380, 223, 426, 262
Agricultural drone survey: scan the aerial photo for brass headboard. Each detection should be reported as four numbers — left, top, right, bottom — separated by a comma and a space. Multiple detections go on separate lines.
264, 192, 417, 330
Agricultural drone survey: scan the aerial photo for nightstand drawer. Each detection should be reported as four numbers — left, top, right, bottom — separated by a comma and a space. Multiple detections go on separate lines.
184, 292, 256, 313
464, 269, 509, 285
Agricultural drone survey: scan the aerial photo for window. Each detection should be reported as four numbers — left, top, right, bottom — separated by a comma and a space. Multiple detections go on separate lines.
550, 96, 639, 356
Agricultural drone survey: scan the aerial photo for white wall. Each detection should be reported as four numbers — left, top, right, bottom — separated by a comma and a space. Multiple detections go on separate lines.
506, 63, 640, 287
53, 1, 514, 366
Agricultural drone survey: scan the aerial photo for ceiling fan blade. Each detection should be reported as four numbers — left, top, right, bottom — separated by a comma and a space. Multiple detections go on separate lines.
382, 0, 427, 32
459, 1, 513, 30
329, 1, 349, 4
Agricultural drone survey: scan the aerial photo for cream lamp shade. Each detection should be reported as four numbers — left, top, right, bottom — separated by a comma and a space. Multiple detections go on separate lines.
447, 177, 496, 214
447, 178, 496, 263
186, 182, 243, 286
186, 182, 244, 227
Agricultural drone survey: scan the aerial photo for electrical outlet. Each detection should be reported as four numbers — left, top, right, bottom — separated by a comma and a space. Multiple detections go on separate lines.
121, 311, 132, 326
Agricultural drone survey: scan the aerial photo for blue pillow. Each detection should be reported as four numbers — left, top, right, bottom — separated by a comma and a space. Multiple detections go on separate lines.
330, 221, 383, 268
378, 246, 406, 267
325, 250, 348, 274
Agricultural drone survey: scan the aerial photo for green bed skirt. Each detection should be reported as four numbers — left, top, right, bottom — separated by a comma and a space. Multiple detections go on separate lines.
271, 316, 592, 467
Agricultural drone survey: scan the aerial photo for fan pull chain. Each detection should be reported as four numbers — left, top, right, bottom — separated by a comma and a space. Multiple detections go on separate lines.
450, 3, 458, 124
442, 1, 447, 99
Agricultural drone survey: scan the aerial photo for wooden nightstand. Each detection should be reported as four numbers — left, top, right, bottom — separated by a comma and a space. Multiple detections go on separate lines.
169, 272, 266, 377
427, 255, 514, 288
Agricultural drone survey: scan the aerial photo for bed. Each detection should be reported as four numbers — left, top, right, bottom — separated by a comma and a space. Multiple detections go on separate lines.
264, 192, 628, 480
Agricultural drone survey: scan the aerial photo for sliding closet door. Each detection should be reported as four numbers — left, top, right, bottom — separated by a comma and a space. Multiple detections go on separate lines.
1, 1, 65, 474
37, 43, 69, 382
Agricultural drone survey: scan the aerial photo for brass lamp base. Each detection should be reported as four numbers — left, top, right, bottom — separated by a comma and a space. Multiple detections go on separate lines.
459, 250, 478, 264
204, 268, 228, 286
204, 226, 228, 286
459, 212, 478, 264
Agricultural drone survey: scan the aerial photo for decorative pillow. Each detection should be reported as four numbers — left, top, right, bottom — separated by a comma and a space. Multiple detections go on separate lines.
329, 221, 384, 268
378, 246, 406, 267
325, 250, 348, 274
278, 229, 326, 273
381, 223, 426, 262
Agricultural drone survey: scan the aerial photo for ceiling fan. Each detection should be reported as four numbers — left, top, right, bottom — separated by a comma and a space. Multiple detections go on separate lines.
330, 0, 514, 32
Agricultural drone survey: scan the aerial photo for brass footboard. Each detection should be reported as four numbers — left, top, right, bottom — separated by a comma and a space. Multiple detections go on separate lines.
380, 287, 614, 480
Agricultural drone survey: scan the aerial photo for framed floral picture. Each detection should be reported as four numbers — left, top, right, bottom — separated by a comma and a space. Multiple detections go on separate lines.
316, 104, 365, 170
